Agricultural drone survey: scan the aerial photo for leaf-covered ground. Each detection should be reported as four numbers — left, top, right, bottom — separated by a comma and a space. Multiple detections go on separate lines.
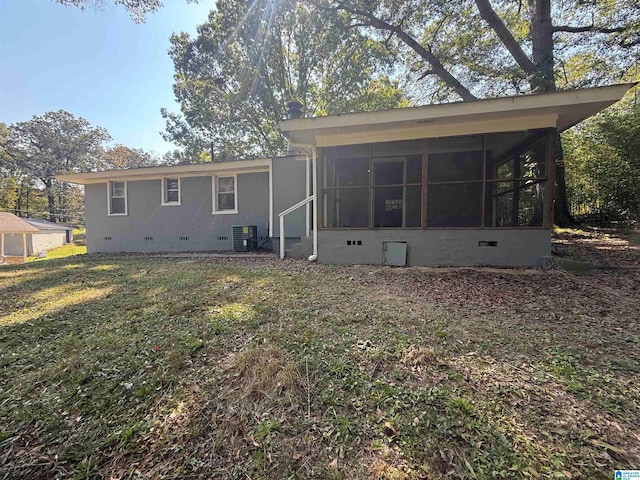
0, 229, 639, 479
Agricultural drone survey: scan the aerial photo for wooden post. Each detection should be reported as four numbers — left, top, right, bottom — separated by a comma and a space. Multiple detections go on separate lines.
512, 150, 521, 226
480, 135, 487, 228
22, 233, 27, 263
421, 139, 428, 229
1, 233, 4, 260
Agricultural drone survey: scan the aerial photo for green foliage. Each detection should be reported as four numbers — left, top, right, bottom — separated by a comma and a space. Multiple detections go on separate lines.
162, 0, 406, 158
564, 97, 640, 220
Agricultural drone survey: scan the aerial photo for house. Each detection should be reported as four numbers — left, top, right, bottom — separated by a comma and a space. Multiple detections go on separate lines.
57, 84, 634, 267
0, 212, 40, 264
23, 218, 74, 253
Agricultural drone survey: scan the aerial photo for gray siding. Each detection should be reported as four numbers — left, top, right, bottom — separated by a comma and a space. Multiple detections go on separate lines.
271, 155, 307, 238
317, 229, 551, 267
85, 172, 269, 253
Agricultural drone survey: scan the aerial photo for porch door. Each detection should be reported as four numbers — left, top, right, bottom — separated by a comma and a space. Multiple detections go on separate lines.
373, 158, 405, 228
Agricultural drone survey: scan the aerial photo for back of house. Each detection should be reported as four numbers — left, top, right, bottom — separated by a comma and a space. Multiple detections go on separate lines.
58, 84, 635, 267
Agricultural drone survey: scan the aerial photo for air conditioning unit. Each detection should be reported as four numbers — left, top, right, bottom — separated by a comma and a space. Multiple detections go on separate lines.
232, 225, 258, 252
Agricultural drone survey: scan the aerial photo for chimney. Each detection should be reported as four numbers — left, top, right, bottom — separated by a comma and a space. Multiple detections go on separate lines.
286, 101, 303, 120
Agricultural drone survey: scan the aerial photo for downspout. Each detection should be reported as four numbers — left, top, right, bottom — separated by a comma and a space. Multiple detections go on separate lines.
309, 146, 318, 262
285, 141, 317, 262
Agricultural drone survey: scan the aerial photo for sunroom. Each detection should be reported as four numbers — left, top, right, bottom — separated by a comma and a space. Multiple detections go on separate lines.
278, 83, 633, 266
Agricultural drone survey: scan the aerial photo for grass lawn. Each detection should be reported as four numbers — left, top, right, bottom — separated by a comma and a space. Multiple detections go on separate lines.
28, 228, 87, 262
1, 240, 639, 478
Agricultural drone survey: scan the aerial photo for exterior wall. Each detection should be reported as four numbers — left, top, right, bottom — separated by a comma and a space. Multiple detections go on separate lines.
85, 172, 269, 253
29, 232, 68, 254
271, 155, 307, 238
317, 229, 551, 267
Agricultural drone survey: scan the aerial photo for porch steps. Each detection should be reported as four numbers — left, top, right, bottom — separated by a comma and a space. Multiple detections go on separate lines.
285, 236, 313, 259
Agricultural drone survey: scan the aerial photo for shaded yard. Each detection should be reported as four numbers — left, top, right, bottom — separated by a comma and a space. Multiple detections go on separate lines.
0, 229, 639, 479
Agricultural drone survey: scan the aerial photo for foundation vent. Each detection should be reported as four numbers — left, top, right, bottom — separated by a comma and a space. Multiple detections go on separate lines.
478, 241, 498, 247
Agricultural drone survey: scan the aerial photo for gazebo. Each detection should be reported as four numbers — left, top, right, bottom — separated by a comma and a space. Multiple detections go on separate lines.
0, 212, 40, 264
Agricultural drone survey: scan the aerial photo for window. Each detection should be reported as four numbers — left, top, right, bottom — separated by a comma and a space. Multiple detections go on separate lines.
108, 180, 127, 215
162, 178, 181, 205
212, 175, 237, 214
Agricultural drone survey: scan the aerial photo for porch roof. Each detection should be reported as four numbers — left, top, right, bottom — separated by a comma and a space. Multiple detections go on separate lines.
279, 84, 635, 147
0, 213, 40, 234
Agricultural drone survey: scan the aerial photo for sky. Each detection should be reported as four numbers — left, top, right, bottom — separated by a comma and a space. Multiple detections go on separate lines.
0, 0, 216, 155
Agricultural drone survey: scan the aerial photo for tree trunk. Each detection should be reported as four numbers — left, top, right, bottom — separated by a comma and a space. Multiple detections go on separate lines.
553, 144, 575, 226
529, 0, 575, 226
45, 178, 56, 223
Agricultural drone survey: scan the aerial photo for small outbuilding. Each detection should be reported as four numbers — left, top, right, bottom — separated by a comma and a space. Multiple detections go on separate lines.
24, 218, 73, 253
0, 213, 40, 264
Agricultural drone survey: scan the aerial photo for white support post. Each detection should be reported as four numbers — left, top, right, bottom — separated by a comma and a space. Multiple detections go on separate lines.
305, 156, 310, 237
22, 233, 27, 263
280, 215, 285, 259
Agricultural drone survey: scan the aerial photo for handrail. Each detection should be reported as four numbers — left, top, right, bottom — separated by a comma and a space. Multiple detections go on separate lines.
279, 195, 314, 259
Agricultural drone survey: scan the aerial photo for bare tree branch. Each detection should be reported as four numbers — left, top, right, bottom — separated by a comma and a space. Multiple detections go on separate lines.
552, 24, 628, 34
474, 0, 536, 75
320, 0, 477, 101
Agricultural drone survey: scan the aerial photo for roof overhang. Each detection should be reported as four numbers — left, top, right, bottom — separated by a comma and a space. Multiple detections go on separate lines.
279, 84, 635, 148
57, 158, 271, 185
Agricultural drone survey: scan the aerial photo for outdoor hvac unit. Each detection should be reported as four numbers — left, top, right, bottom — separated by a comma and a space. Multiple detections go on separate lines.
232, 225, 258, 252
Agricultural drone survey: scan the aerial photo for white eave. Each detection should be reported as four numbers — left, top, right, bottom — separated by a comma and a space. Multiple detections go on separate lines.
279, 83, 635, 147
56, 157, 271, 185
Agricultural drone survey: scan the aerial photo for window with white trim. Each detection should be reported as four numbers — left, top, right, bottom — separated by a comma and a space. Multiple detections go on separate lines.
162, 177, 181, 205
212, 175, 237, 214
108, 180, 127, 215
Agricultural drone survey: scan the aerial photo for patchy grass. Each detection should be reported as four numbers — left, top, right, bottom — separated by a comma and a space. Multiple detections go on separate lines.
0, 253, 639, 479
28, 243, 87, 261
28, 228, 87, 262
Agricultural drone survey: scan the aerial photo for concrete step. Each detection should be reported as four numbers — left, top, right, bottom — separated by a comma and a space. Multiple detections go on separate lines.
287, 236, 313, 259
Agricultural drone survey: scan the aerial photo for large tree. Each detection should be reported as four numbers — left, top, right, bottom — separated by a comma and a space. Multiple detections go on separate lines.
4, 111, 111, 222
103, 144, 160, 169
162, 0, 407, 158
53, 0, 197, 22
0, 123, 19, 212
315, 0, 639, 225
